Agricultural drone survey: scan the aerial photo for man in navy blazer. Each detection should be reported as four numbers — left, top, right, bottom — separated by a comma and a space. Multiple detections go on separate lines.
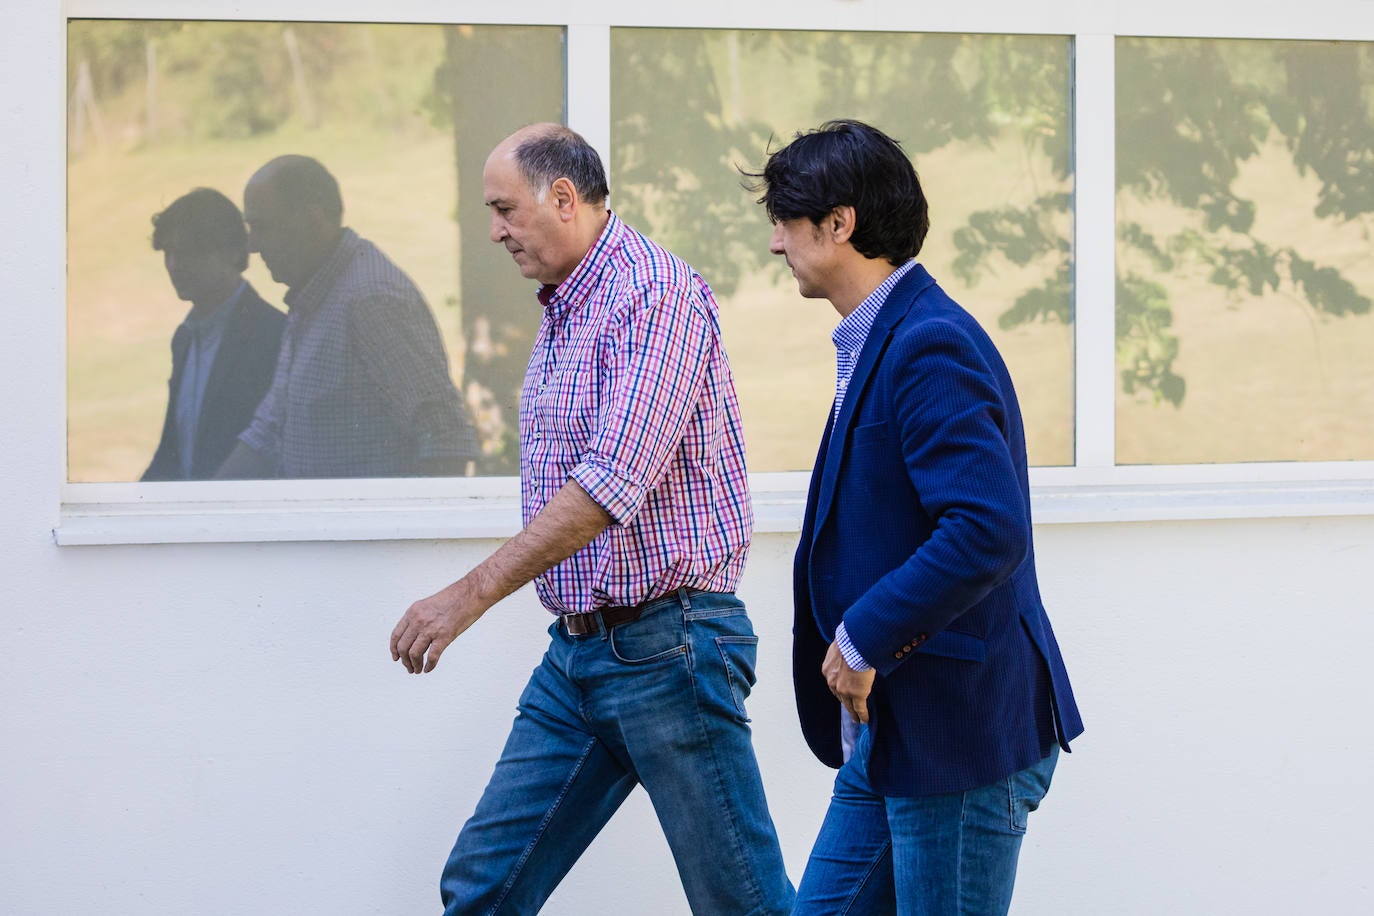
749, 120, 1083, 914
143, 188, 284, 481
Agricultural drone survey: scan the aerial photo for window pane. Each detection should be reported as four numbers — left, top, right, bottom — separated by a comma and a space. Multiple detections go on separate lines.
1116, 37, 1374, 464
611, 28, 1075, 470
66, 20, 563, 481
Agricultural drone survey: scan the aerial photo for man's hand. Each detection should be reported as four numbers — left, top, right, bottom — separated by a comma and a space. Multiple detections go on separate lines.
388, 480, 613, 675
823, 641, 877, 724
390, 580, 485, 674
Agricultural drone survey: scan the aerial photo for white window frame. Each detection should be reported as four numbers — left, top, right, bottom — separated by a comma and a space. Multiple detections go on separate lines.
54, 0, 1374, 545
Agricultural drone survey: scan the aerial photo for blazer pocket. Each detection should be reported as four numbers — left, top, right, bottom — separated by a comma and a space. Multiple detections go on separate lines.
916, 629, 986, 663
851, 421, 889, 444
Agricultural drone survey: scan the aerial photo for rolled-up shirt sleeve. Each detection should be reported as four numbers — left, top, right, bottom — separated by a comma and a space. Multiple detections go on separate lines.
570, 284, 714, 525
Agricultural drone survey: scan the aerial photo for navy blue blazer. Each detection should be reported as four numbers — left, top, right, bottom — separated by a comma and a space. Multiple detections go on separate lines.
793, 264, 1083, 797
143, 284, 285, 481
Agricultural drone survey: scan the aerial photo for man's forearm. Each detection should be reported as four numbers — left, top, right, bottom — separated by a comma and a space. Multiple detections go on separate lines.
391, 479, 613, 673
460, 479, 612, 611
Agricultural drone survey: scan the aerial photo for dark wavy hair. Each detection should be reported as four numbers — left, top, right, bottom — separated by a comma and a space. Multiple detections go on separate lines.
512, 125, 610, 206
151, 187, 249, 271
744, 119, 929, 265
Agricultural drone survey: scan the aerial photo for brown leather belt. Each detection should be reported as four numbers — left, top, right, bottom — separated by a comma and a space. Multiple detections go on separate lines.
561, 598, 661, 636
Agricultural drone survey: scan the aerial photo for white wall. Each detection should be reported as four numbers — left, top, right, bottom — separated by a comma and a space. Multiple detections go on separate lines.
6, 517, 1374, 914
6, 1, 1374, 913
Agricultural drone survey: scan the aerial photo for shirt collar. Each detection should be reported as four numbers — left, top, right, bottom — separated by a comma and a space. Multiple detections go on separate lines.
537, 211, 622, 317
832, 259, 917, 355
284, 228, 358, 315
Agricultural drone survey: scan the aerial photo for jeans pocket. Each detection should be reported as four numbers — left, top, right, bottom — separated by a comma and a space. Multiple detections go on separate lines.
608, 610, 689, 664
715, 635, 759, 721
1006, 781, 1036, 835
1007, 750, 1057, 833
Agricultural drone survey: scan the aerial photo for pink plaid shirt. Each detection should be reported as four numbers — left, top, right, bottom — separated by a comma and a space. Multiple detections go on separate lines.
520, 213, 752, 615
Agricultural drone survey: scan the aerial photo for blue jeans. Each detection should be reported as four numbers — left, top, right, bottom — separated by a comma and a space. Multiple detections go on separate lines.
440, 590, 795, 915
793, 728, 1058, 915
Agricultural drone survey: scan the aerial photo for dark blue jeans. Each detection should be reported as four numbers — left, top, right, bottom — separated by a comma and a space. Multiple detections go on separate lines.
440, 590, 795, 915
793, 727, 1058, 915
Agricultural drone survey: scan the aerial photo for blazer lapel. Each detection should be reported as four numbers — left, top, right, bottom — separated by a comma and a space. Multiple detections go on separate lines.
810, 265, 934, 541
801, 407, 835, 531
168, 322, 192, 389
794, 405, 833, 576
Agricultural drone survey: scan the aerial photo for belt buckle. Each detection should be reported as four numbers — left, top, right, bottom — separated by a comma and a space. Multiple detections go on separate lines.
562, 610, 599, 637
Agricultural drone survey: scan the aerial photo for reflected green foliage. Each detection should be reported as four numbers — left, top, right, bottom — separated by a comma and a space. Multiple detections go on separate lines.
1117, 274, 1185, 406
1272, 43, 1374, 222
806, 32, 1071, 172
425, 25, 564, 474
68, 20, 445, 145
612, 29, 1374, 411
815, 35, 1075, 330
954, 192, 1073, 327
611, 31, 778, 298
68, 20, 178, 99
171, 24, 295, 137
1117, 38, 1374, 406
612, 28, 1073, 330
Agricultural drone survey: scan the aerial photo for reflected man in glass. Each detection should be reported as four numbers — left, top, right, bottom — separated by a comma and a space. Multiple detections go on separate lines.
218, 155, 475, 478
390, 124, 794, 915
749, 120, 1084, 915
143, 188, 285, 481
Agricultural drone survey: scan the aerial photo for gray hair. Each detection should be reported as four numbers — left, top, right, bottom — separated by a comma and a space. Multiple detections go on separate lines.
512, 125, 609, 206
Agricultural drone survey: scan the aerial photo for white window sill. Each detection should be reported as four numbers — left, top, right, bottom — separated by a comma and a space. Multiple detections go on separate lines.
53, 465, 1374, 546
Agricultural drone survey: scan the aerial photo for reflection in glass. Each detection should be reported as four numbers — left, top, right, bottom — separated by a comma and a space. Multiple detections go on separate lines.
143, 188, 285, 480
226, 155, 474, 479
1116, 37, 1374, 464
611, 29, 1075, 469
66, 20, 564, 481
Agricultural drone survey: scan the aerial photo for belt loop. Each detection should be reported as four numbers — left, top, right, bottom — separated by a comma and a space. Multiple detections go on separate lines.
677, 587, 693, 612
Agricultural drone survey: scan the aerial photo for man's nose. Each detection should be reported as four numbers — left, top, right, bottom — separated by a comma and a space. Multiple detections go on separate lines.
489, 214, 506, 243
769, 225, 785, 255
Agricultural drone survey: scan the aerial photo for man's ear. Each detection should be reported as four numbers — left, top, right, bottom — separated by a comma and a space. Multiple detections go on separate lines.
827, 205, 857, 245
550, 177, 578, 221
